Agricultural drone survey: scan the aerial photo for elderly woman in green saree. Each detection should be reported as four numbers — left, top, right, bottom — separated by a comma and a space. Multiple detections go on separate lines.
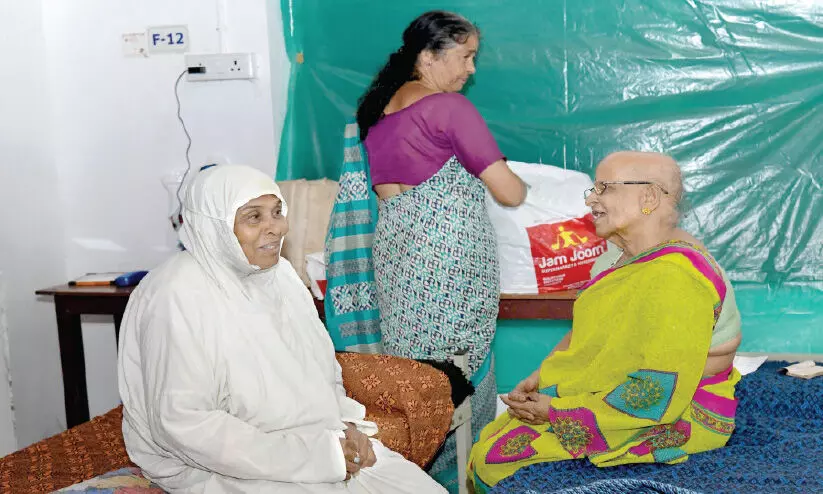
468, 151, 742, 491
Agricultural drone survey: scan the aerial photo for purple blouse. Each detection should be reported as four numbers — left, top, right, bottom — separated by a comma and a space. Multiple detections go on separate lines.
364, 93, 504, 186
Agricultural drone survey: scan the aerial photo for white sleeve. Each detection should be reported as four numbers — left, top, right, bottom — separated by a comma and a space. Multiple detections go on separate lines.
139, 293, 347, 483
334, 359, 365, 418
282, 259, 378, 436
333, 356, 379, 436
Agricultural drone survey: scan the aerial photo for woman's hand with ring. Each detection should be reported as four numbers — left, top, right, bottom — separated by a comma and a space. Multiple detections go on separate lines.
345, 423, 377, 469
339, 437, 361, 479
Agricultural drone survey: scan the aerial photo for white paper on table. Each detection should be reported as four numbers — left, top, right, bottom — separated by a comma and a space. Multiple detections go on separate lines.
733, 354, 769, 376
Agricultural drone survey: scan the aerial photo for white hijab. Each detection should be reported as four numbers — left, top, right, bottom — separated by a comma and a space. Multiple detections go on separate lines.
178, 164, 289, 299
175, 164, 335, 381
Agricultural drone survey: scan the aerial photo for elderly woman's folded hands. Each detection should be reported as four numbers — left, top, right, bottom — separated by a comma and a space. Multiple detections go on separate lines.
502, 371, 552, 425
340, 423, 377, 479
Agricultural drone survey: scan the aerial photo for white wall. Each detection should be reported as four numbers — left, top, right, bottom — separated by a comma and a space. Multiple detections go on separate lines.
0, 0, 290, 448
0, 276, 16, 455
0, 0, 64, 454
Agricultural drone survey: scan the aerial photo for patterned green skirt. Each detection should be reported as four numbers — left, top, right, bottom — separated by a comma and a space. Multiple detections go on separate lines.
373, 158, 500, 492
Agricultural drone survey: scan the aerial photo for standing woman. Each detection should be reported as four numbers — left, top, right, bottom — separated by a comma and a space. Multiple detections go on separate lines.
355, 10, 526, 491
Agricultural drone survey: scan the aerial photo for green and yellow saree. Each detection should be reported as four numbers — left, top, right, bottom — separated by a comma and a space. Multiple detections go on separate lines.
469, 241, 741, 490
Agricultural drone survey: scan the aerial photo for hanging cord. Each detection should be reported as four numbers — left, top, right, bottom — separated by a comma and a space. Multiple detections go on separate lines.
172, 69, 193, 229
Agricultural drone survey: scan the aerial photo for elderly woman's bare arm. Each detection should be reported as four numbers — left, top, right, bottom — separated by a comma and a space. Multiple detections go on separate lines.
509, 330, 573, 408
550, 330, 572, 355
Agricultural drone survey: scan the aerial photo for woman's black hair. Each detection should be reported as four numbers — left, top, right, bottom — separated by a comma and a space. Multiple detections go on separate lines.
355, 10, 478, 141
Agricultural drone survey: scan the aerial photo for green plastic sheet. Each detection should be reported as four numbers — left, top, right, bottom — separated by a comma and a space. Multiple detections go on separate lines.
273, 0, 823, 363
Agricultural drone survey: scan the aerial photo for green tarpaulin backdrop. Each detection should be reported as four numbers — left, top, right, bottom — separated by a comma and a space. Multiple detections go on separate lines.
271, 0, 822, 390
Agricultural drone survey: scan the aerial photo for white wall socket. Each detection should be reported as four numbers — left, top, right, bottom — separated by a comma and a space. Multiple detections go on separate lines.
184, 53, 256, 82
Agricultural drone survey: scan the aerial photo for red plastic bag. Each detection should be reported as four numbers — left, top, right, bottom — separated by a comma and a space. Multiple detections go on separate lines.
526, 214, 606, 292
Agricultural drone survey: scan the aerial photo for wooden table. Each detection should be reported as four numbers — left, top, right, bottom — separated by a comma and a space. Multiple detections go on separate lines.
313, 292, 578, 321
36, 284, 135, 428
499, 291, 577, 320
37, 284, 576, 428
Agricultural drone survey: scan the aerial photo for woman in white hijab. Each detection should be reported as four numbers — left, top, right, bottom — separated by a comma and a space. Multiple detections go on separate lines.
117, 164, 445, 493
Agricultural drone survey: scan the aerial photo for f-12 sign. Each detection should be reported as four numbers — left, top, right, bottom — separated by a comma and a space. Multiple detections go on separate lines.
147, 25, 189, 54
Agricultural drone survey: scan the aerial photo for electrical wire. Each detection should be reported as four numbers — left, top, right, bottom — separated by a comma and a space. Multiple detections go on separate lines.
173, 70, 193, 225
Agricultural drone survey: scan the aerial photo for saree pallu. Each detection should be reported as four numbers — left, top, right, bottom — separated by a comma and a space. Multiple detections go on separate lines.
469, 242, 740, 491
374, 158, 500, 492
324, 120, 383, 353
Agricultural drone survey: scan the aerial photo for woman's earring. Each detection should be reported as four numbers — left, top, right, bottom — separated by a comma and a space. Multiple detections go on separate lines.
642, 208, 651, 215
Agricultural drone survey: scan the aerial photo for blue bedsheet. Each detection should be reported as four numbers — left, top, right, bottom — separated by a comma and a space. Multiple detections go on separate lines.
491, 361, 823, 494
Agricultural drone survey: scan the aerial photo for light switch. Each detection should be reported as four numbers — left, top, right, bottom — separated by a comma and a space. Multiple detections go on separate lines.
122, 32, 148, 58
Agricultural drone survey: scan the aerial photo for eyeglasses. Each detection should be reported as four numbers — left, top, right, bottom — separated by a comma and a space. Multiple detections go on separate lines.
584, 181, 670, 199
